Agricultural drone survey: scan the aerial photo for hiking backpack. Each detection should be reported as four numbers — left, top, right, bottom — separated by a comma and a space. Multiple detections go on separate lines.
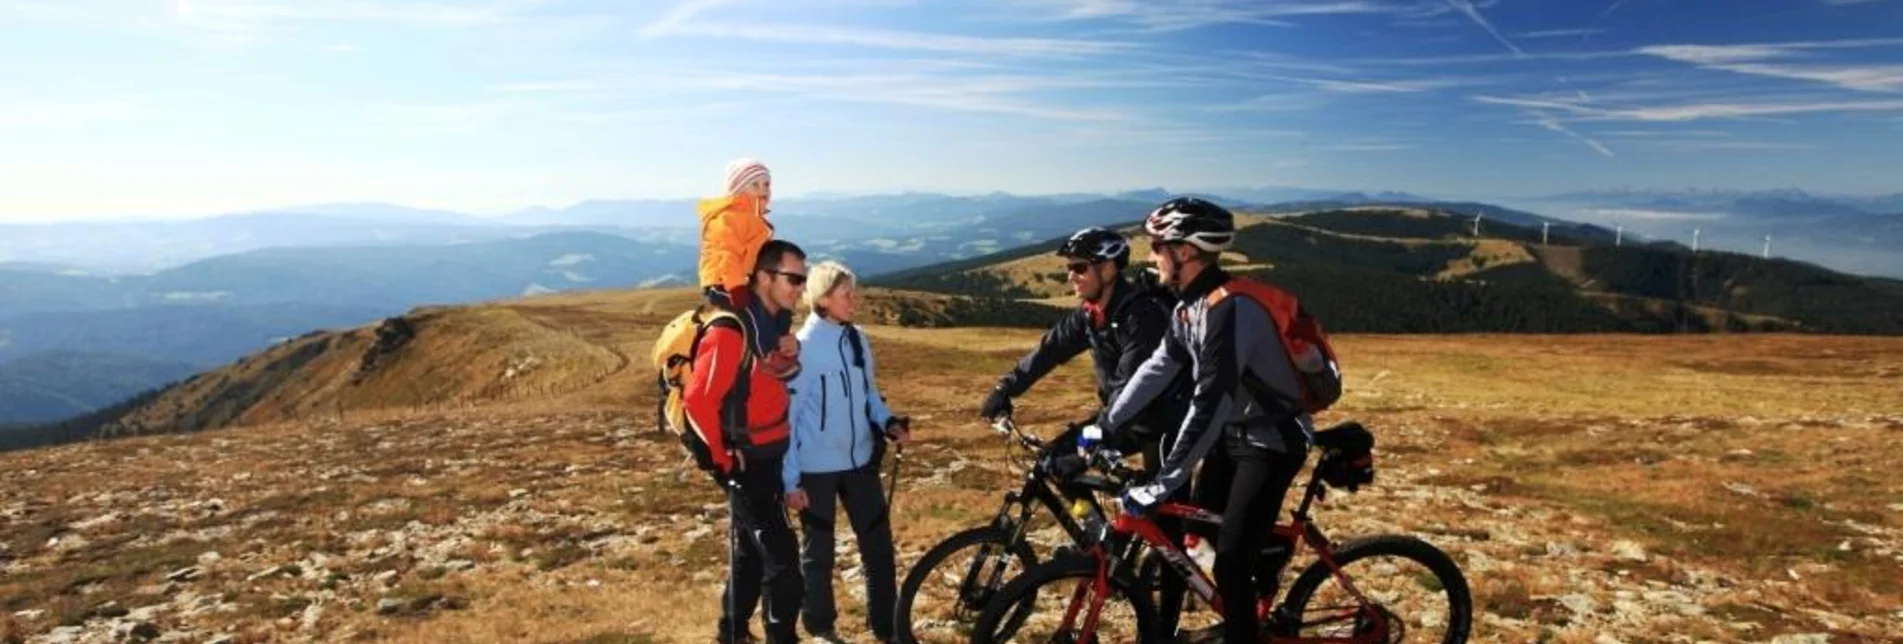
651, 305, 754, 471
1203, 276, 1343, 415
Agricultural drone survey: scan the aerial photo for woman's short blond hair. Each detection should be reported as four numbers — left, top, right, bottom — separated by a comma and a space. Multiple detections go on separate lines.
803, 260, 858, 319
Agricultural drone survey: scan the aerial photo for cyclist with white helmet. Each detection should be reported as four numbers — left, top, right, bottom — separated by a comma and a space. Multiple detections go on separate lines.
1092, 197, 1327, 643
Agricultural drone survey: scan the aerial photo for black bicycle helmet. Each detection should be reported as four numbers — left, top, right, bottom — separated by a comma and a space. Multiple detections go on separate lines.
1056, 227, 1131, 269
1143, 197, 1236, 253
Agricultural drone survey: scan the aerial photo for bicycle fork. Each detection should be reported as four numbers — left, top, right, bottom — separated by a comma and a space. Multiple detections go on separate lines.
1057, 549, 1115, 643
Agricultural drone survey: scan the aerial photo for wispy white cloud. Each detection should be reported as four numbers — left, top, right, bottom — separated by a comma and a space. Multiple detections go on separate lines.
1637, 44, 1793, 65
1530, 111, 1615, 157
1601, 129, 1733, 138
1641, 140, 1817, 151
1237, 71, 1493, 94
1474, 93, 1903, 121
636, 0, 734, 39
1061, 122, 1305, 146
1639, 42, 1903, 93
182, 0, 513, 25
650, 22, 1136, 58
1514, 28, 1608, 39
168, 0, 531, 46
1442, 0, 1526, 57
1203, 93, 1331, 113
1318, 142, 1414, 151
1599, 0, 1642, 19
678, 71, 1138, 121
1710, 63, 1903, 92
1009, 0, 1438, 31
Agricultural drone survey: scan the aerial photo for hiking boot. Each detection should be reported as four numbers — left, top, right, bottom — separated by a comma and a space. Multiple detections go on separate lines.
715, 629, 759, 644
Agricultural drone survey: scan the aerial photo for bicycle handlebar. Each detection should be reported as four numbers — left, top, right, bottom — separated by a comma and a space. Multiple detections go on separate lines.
988, 415, 1046, 451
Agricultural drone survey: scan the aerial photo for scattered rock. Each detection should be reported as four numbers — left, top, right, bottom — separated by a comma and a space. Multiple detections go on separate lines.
1769, 635, 1831, 644
1611, 540, 1648, 562
93, 601, 129, 619
299, 602, 324, 631
1560, 594, 1597, 619
376, 598, 404, 615
167, 566, 202, 582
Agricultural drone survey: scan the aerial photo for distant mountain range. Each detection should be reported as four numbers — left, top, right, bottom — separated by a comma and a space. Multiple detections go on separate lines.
4, 186, 1901, 427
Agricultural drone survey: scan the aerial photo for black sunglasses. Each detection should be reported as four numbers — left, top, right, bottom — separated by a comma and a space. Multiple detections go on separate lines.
1065, 261, 1097, 274
767, 269, 807, 286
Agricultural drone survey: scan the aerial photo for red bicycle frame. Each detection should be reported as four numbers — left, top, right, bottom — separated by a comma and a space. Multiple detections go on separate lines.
1060, 468, 1394, 642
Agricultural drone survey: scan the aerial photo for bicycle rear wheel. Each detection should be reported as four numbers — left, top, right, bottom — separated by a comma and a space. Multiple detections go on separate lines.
971, 552, 1156, 644
1278, 534, 1472, 643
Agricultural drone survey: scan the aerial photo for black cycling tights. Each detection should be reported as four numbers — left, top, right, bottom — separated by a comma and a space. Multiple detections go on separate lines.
1194, 431, 1307, 644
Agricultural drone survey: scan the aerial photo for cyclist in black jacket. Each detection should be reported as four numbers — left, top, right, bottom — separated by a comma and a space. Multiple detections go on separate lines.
978, 226, 1200, 638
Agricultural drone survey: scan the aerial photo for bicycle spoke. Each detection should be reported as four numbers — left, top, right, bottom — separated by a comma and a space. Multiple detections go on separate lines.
1290, 556, 1453, 642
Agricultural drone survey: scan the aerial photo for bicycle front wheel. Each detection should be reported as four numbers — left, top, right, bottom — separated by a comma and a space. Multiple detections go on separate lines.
896, 526, 1039, 644
971, 552, 1156, 644
1279, 534, 1473, 644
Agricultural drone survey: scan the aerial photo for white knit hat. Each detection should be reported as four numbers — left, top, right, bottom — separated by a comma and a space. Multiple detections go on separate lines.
723, 158, 770, 196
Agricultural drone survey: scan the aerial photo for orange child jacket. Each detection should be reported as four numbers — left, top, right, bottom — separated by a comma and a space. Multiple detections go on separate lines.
697, 193, 775, 293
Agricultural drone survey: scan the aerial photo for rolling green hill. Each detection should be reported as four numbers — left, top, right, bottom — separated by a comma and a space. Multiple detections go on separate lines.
873, 206, 1902, 335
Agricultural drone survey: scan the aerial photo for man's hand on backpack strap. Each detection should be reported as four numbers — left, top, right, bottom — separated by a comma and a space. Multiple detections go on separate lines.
721, 448, 747, 475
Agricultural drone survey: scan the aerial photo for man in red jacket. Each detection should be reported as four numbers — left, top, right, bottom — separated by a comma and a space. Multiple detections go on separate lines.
683, 239, 809, 644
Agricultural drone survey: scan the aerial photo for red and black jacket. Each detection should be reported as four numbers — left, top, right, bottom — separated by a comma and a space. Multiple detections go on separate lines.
682, 312, 792, 473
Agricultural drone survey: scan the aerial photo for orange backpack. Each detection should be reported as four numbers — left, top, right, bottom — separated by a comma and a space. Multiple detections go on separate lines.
1203, 277, 1343, 414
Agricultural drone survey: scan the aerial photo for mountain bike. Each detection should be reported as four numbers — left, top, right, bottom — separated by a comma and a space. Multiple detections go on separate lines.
970, 420, 1473, 643
894, 415, 1115, 643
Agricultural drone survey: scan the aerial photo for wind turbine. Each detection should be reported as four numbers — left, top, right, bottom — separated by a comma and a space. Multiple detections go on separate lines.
1542, 221, 1551, 246
1692, 228, 1701, 253
1615, 224, 1624, 247
1471, 213, 1482, 238
1762, 235, 1772, 259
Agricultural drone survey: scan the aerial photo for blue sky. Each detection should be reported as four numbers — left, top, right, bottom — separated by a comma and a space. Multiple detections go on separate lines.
3, 0, 1902, 222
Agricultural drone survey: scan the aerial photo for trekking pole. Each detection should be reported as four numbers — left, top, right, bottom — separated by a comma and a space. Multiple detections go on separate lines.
724, 475, 742, 644
885, 442, 904, 514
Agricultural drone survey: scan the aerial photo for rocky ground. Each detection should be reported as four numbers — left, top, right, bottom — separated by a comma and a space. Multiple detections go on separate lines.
3, 404, 1898, 643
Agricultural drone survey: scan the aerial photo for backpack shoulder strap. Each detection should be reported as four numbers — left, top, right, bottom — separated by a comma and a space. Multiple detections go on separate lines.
691, 309, 754, 367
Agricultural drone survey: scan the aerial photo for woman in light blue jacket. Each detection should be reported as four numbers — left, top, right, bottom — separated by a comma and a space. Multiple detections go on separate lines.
782, 260, 911, 643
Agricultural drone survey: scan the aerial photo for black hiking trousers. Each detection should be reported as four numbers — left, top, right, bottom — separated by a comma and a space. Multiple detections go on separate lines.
795, 459, 899, 639
716, 456, 803, 644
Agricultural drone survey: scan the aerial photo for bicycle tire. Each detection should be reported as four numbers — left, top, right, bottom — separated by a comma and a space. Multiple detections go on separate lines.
1279, 534, 1473, 644
971, 551, 1158, 644
895, 525, 1040, 644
